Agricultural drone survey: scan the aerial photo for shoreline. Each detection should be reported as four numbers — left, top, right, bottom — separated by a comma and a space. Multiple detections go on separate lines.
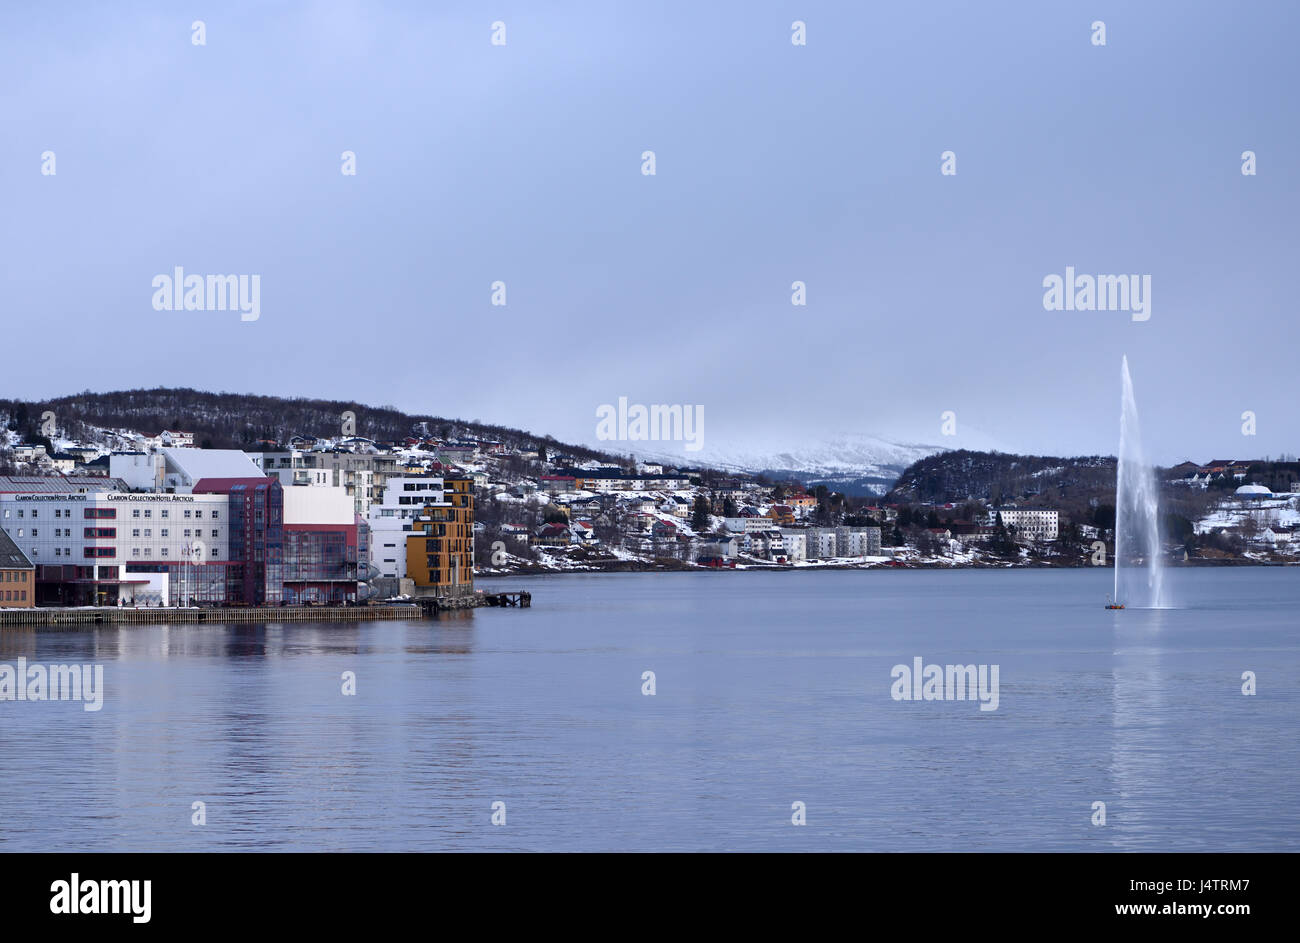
475, 557, 1297, 578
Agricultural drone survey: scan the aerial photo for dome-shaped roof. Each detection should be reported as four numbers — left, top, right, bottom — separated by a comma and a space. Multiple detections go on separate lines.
1235, 484, 1271, 495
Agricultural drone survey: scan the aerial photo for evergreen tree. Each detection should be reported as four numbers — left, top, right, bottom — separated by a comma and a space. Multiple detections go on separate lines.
691, 495, 711, 532
990, 512, 1017, 557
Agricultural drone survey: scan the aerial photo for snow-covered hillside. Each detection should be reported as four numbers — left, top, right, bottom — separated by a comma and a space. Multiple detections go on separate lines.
633, 433, 946, 496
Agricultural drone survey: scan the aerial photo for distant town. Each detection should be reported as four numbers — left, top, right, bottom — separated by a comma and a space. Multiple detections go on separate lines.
2, 392, 1298, 612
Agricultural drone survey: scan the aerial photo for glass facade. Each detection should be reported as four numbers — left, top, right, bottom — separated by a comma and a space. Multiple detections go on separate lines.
282, 520, 369, 604
197, 479, 284, 605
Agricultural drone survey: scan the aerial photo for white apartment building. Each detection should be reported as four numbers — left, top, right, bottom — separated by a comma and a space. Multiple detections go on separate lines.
781, 527, 881, 561
252, 449, 400, 516
844, 528, 882, 557
805, 529, 838, 559
723, 517, 778, 534
992, 508, 1060, 541
366, 477, 448, 579
778, 530, 807, 562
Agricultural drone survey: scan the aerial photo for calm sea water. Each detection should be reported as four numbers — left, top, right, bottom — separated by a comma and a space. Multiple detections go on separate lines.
1, 568, 1297, 852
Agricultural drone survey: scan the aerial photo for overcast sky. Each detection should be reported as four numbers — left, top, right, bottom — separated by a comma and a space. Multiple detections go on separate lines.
2, 1, 1296, 465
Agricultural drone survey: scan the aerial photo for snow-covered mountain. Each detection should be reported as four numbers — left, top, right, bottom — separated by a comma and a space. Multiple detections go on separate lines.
634, 433, 950, 496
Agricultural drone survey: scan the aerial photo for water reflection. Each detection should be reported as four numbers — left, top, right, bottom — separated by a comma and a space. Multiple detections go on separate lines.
2, 570, 1296, 851
1110, 607, 1167, 849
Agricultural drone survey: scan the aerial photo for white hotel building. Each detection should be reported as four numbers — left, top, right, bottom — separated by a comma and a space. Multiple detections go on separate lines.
0, 490, 229, 605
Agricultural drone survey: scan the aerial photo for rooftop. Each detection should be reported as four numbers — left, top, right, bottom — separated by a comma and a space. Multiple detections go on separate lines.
0, 475, 128, 493
0, 528, 34, 569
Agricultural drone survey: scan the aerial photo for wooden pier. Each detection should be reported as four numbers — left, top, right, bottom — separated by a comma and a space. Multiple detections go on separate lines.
1, 591, 532, 627
483, 591, 530, 607
0, 605, 421, 627
413, 590, 530, 616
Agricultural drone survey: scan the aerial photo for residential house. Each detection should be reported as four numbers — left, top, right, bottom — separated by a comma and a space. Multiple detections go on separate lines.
0, 528, 35, 609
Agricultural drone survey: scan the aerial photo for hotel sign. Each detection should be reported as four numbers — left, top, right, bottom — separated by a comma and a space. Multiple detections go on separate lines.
106, 493, 197, 502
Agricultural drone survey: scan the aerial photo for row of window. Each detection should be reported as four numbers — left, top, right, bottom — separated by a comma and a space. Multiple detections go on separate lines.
16, 546, 222, 560
11, 527, 220, 539
1, 590, 27, 602
81, 546, 221, 559
2, 570, 30, 582
3, 507, 220, 520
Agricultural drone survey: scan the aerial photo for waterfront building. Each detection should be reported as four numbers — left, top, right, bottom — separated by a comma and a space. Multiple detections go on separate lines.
0, 488, 230, 605
366, 477, 449, 581
192, 477, 283, 605
282, 485, 369, 604
405, 477, 474, 598
847, 527, 883, 556
805, 528, 838, 560
778, 529, 807, 562
992, 508, 1060, 541
0, 528, 35, 608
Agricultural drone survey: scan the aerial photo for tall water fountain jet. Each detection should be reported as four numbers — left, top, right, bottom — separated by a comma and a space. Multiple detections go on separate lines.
1114, 356, 1168, 608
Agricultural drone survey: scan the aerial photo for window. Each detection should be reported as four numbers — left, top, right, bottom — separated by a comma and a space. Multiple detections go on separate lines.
184, 510, 192, 519
212, 510, 219, 519
144, 510, 152, 518
161, 548, 168, 557
84, 527, 115, 539
132, 548, 139, 556
83, 547, 115, 558
212, 529, 218, 538
184, 529, 191, 537
195, 510, 203, 519
211, 548, 219, 558
132, 529, 140, 537
85, 508, 115, 519
161, 510, 169, 519
132, 509, 140, 518
161, 529, 168, 537
144, 529, 151, 537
